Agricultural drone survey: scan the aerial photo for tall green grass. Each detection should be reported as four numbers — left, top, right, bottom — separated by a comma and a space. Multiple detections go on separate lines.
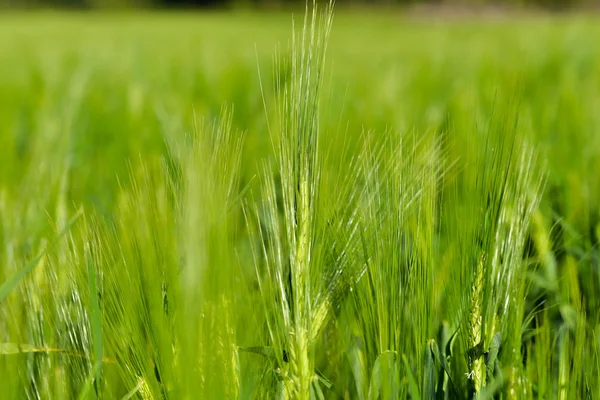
0, 5, 599, 400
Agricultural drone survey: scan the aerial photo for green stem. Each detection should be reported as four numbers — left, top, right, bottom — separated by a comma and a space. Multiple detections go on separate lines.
292, 178, 311, 400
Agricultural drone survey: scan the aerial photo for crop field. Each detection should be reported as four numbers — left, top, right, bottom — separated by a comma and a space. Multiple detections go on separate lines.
0, 6, 599, 399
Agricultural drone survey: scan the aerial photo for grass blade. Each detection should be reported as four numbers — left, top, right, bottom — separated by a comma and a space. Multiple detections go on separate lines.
402, 354, 421, 400
423, 344, 436, 400
0, 207, 84, 303
78, 362, 103, 400
0, 254, 44, 303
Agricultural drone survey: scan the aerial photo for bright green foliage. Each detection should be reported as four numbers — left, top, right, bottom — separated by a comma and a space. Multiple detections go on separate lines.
0, 5, 599, 400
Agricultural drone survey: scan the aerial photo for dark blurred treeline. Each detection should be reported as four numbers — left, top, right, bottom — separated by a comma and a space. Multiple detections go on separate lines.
0, 0, 590, 10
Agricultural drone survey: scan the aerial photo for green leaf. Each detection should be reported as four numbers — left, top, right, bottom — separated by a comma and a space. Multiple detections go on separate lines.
311, 378, 326, 400
78, 362, 103, 400
559, 305, 578, 331
485, 332, 502, 380
238, 346, 288, 364
0, 342, 42, 355
227, 174, 256, 214
348, 339, 368, 400
428, 339, 458, 394
315, 368, 332, 389
526, 271, 554, 291
368, 351, 396, 400
0, 342, 115, 364
475, 368, 505, 400
467, 341, 485, 364
0, 207, 83, 303
402, 354, 421, 400
438, 322, 451, 357
445, 328, 459, 358
120, 381, 143, 400
0, 254, 44, 303
423, 343, 436, 400
57, 206, 84, 238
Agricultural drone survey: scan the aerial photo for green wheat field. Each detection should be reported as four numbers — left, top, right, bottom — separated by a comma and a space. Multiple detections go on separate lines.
1, 5, 599, 399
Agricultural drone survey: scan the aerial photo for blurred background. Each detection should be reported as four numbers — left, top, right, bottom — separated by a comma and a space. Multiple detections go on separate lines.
1, 0, 598, 10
